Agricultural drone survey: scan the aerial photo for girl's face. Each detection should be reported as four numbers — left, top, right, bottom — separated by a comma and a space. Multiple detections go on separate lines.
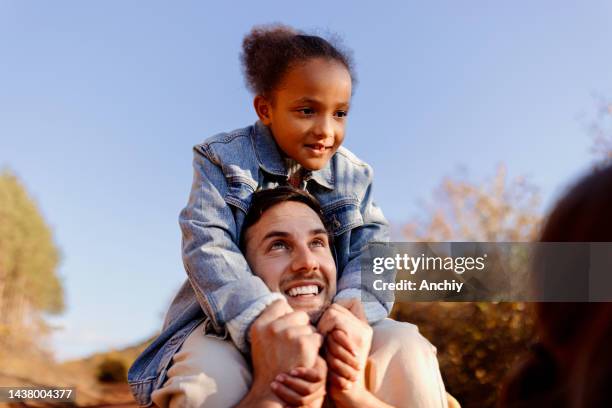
255, 58, 352, 170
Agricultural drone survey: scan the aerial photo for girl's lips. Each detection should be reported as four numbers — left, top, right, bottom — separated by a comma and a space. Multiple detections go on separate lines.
304, 144, 332, 156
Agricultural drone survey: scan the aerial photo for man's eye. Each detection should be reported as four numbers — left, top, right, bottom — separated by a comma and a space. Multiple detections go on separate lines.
335, 110, 348, 118
311, 238, 326, 248
270, 241, 288, 250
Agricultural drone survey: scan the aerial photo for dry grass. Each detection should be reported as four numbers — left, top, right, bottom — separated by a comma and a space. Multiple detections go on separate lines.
0, 332, 155, 407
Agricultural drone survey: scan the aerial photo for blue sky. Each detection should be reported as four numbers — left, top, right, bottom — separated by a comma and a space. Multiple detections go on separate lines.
1, 1, 611, 360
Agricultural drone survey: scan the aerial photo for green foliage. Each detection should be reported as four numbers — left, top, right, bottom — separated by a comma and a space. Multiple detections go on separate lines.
95, 356, 128, 383
0, 169, 64, 325
393, 302, 535, 408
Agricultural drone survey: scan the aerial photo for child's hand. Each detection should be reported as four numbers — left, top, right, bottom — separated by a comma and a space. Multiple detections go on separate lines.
318, 304, 374, 407
325, 329, 361, 389
334, 297, 367, 322
270, 356, 327, 408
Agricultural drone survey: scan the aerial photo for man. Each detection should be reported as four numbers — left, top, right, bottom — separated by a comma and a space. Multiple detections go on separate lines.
152, 187, 449, 407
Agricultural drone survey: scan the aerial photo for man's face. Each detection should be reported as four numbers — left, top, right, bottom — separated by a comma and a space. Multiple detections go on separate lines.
244, 201, 337, 323
260, 58, 352, 171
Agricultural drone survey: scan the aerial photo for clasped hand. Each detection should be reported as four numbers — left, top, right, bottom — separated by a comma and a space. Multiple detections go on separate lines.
246, 298, 372, 408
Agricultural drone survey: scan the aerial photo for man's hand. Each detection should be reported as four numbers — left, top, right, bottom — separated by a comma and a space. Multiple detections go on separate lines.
334, 297, 367, 322
237, 300, 323, 408
251, 299, 323, 381
270, 356, 327, 408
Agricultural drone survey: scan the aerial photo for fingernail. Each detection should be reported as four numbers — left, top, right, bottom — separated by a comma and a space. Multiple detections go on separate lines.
290, 369, 299, 376
270, 381, 278, 390
275, 374, 285, 382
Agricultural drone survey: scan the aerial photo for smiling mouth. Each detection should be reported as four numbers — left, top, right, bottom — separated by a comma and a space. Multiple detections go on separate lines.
305, 144, 332, 152
284, 284, 323, 297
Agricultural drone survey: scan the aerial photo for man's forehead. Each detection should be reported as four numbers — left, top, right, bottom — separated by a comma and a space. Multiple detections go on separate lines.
248, 201, 325, 240
261, 202, 323, 228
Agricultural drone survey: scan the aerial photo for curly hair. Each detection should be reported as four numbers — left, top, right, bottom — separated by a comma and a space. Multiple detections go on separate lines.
240, 23, 356, 99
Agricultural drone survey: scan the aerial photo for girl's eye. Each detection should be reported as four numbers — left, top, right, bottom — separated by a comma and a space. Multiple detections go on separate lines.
335, 110, 348, 118
298, 108, 315, 115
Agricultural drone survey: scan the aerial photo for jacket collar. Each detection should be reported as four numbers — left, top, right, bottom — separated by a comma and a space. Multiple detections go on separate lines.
252, 120, 334, 190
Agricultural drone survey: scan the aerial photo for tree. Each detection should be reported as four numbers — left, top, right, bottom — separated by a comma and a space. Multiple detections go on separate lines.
396, 165, 541, 408
0, 169, 64, 346
588, 97, 612, 167
403, 164, 541, 242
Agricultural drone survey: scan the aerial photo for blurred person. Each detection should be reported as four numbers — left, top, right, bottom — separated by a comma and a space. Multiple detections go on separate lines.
499, 164, 612, 407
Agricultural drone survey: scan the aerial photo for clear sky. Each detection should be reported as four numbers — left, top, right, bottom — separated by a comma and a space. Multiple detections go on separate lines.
1, 1, 611, 361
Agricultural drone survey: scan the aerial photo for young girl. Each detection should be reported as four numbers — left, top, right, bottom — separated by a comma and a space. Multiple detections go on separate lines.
128, 24, 394, 407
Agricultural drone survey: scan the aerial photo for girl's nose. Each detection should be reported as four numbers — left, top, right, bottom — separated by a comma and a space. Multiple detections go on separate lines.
313, 116, 334, 140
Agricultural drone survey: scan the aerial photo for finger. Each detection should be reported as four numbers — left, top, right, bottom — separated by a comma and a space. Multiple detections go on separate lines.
279, 310, 311, 327
326, 354, 359, 382
317, 304, 363, 335
330, 329, 357, 357
256, 299, 292, 326
269, 311, 312, 334
275, 373, 323, 396
270, 380, 303, 406
329, 302, 353, 315
326, 335, 359, 369
270, 379, 325, 406
346, 299, 367, 321
288, 367, 324, 383
310, 332, 324, 352
328, 372, 353, 391
284, 324, 317, 340
289, 355, 327, 382
335, 298, 363, 317
317, 306, 350, 336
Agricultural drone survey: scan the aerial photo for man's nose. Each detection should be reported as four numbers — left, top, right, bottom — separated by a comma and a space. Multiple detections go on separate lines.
291, 244, 319, 272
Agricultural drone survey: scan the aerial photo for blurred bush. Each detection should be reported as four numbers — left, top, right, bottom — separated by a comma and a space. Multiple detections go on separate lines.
392, 302, 535, 408
399, 165, 541, 406
96, 356, 128, 383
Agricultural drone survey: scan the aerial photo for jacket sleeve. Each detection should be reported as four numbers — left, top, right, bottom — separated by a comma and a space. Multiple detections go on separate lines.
333, 175, 395, 323
179, 147, 283, 353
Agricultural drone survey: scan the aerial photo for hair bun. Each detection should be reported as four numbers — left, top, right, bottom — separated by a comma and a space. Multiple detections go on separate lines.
240, 23, 355, 98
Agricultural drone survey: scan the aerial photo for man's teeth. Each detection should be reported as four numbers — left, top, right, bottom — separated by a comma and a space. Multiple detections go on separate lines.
287, 285, 319, 297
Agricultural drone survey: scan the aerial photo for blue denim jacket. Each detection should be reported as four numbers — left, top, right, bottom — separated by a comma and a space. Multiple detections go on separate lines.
128, 121, 391, 406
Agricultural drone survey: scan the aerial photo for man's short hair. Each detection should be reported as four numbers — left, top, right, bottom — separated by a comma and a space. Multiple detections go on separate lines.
239, 186, 332, 251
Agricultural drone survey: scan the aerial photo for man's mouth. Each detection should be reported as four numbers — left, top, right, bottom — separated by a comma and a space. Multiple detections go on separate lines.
284, 283, 324, 297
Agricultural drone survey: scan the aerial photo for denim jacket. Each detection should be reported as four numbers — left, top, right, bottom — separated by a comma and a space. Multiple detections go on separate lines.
128, 121, 391, 406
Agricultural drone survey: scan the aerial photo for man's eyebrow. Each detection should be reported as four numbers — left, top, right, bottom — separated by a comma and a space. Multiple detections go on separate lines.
261, 228, 328, 241
311, 228, 329, 236
261, 231, 290, 241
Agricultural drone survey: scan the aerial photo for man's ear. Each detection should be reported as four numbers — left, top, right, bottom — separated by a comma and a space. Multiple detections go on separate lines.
253, 95, 272, 125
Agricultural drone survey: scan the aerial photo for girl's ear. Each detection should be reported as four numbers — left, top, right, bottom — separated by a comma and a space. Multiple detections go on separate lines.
253, 95, 272, 125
